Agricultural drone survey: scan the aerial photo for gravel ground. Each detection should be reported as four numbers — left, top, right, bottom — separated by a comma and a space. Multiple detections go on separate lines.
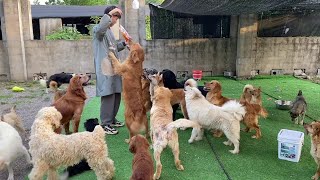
0, 80, 96, 180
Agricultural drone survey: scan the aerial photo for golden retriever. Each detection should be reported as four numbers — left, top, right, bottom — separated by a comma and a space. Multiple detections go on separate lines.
150, 86, 200, 179
184, 80, 246, 154
148, 73, 188, 119
240, 84, 262, 105
52, 74, 90, 134
108, 41, 148, 142
304, 121, 320, 180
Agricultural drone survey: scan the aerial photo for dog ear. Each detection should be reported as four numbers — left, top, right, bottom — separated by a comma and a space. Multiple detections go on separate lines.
11, 105, 16, 112
129, 136, 136, 153
130, 50, 140, 63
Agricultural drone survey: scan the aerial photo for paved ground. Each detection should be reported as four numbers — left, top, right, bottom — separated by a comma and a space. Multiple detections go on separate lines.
0, 80, 96, 180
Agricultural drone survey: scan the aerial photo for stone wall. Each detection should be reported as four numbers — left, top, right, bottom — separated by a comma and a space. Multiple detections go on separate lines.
0, 41, 9, 80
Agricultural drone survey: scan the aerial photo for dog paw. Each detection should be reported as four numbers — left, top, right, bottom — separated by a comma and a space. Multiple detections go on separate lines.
176, 164, 184, 171
223, 141, 232, 146
188, 139, 194, 144
153, 174, 160, 180
125, 139, 130, 143
251, 135, 257, 139
229, 149, 239, 154
195, 136, 203, 141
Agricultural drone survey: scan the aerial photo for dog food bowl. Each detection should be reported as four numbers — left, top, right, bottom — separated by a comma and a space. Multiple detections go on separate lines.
275, 100, 292, 110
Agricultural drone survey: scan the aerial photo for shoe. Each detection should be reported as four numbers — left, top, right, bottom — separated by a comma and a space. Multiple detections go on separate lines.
110, 120, 125, 127
102, 125, 118, 135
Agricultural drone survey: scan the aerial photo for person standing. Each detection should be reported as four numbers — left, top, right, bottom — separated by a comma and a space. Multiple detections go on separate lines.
93, 6, 126, 135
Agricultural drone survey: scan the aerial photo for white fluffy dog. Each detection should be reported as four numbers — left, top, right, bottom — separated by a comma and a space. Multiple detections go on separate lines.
28, 107, 115, 180
184, 82, 246, 154
0, 121, 31, 180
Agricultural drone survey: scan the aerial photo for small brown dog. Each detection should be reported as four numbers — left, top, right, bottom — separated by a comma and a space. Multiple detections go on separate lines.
290, 90, 307, 125
1, 105, 25, 134
52, 74, 90, 134
109, 40, 148, 142
304, 121, 320, 180
240, 84, 262, 105
129, 135, 154, 180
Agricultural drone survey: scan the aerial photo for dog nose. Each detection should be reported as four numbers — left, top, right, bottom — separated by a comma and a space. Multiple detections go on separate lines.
88, 74, 91, 78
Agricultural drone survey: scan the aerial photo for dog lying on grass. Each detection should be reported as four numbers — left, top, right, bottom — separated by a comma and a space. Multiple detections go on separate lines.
0, 121, 31, 180
28, 107, 115, 180
184, 79, 246, 154
150, 86, 201, 179
129, 134, 154, 180
304, 121, 320, 180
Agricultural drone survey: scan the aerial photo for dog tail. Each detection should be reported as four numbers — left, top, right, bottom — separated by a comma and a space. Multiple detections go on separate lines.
166, 118, 201, 131
221, 100, 246, 121
184, 79, 198, 88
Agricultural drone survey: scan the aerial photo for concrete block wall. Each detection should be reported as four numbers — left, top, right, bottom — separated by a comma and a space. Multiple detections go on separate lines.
255, 37, 320, 75
144, 38, 237, 76
24, 40, 95, 79
0, 41, 9, 80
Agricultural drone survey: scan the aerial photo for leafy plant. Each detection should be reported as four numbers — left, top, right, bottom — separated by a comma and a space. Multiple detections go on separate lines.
45, 0, 65, 5
145, 15, 152, 40
85, 16, 102, 36
46, 27, 83, 40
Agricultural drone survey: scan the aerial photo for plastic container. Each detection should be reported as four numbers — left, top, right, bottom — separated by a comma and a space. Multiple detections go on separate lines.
277, 129, 304, 162
119, 25, 132, 42
192, 70, 202, 80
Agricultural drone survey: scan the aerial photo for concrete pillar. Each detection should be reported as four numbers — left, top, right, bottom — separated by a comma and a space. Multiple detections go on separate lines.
3, 0, 27, 81
20, 0, 33, 40
121, 0, 145, 46
236, 14, 258, 77
39, 18, 62, 40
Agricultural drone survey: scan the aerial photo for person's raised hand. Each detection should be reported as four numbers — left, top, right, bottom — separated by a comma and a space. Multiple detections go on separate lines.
109, 8, 123, 17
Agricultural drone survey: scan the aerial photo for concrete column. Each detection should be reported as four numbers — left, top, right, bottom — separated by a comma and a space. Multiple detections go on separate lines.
3, 0, 27, 81
236, 14, 258, 77
122, 0, 145, 46
40, 18, 62, 40
20, 0, 33, 40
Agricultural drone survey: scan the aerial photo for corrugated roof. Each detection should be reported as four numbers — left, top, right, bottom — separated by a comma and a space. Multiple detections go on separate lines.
31, 5, 108, 18
158, 0, 316, 15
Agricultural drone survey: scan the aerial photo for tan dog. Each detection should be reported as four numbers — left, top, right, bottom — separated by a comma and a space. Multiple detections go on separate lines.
129, 135, 154, 180
150, 86, 200, 179
304, 121, 320, 180
109, 41, 148, 142
141, 75, 152, 113
28, 107, 115, 180
1, 105, 25, 134
148, 73, 188, 119
52, 74, 90, 134
240, 84, 262, 105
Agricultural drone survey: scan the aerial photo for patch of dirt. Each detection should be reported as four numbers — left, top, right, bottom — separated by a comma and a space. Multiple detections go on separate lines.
0, 80, 96, 180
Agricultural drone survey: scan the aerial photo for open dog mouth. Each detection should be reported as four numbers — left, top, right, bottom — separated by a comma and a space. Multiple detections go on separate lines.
203, 87, 211, 91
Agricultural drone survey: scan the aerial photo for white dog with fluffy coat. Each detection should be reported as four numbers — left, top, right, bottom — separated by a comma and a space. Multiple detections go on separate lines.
28, 107, 114, 180
184, 80, 246, 154
0, 121, 31, 180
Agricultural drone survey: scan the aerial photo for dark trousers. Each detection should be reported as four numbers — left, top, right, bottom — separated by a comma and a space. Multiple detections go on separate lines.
100, 93, 121, 126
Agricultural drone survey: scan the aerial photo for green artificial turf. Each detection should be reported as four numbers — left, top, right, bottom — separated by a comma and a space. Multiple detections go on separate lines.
54, 75, 319, 180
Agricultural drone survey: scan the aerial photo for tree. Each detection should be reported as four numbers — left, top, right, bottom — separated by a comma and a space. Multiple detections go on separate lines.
33, 0, 41, 5
45, 0, 65, 5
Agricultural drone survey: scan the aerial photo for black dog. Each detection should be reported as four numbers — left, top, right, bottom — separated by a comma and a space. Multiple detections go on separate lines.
160, 69, 207, 120
46, 72, 74, 88
61, 118, 100, 179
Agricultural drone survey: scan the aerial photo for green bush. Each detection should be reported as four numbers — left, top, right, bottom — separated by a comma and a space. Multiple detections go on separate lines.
145, 15, 152, 40
46, 27, 83, 40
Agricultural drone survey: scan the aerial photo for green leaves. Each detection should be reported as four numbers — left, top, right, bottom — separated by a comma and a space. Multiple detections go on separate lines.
46, 27, 83, 40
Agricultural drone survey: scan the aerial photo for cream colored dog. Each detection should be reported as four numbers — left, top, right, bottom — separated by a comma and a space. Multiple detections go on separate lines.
1, 105, 25, 134
150, 86, 200, 179
184, 80, 246, 154
28, 107, 114, 180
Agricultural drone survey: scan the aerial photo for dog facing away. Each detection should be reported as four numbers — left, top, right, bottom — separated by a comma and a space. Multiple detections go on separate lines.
129, 135, 154, 180
52, 74, 90, 134
150, 86, 201, 179
290, 90, 307, 125
304, 121, 320, 180
1, 105, 25, 135
28, 107, 115, 180
148, 73, 189, 119
109, 40, 148, 142
0, 121, 31, 180
184, 80, 246, 154
61, 118, 100, 179
142, 68, 158, 113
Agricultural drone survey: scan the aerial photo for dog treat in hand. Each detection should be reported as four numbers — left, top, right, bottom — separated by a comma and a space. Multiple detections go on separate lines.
119, 25, 132, 42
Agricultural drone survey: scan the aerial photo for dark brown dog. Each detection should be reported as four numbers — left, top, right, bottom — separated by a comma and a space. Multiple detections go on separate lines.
52, 74, 90, 134
129, 135, 153, 180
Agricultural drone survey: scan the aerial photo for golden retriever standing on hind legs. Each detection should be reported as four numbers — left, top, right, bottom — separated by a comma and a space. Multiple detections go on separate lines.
150, 86, 201, 179
108, 40, 148, 142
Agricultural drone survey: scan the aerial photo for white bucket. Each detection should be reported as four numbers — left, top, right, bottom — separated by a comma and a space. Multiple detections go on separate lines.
277, 129, 304, 162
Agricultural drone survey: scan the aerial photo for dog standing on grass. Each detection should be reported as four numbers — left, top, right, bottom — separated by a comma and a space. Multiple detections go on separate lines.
129, 135, 154, 180
290, 90, 307, 125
